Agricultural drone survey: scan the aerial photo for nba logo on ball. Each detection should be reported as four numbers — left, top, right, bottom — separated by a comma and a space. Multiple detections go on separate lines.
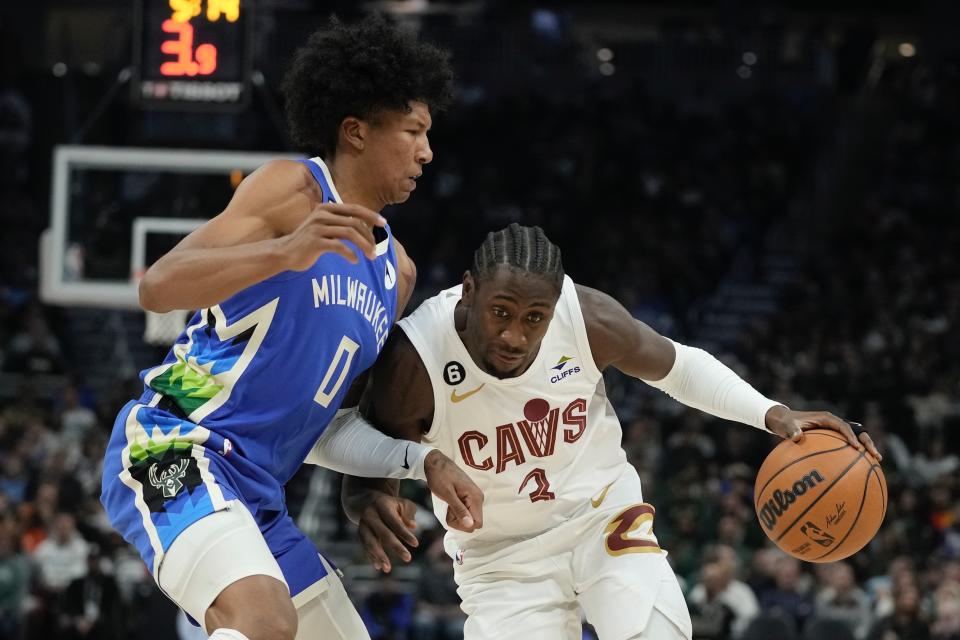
754, 429, 887, 562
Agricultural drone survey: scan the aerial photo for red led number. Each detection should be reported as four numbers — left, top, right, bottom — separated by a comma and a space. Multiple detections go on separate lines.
160, 19, 217, 77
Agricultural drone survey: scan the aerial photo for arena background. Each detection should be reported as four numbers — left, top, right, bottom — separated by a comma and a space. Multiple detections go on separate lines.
0, 1, 958, 639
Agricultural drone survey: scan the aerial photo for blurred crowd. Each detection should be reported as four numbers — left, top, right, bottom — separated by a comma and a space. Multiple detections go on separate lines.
1, 9, 959, 640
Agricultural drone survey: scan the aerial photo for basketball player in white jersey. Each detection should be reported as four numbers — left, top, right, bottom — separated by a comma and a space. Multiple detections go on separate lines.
336, 224, 881, 639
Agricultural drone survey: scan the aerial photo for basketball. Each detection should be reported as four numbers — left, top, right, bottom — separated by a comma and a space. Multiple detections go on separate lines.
754, 429, 887, 563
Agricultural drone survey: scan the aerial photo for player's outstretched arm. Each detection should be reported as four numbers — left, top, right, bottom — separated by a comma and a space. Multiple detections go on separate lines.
339, 329, 484, 570
139, 160, 385, 312
578, 284, 881, 457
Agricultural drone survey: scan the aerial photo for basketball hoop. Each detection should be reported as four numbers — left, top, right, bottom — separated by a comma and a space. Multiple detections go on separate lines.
133, 268, 188, 346
144, 309, 188, 346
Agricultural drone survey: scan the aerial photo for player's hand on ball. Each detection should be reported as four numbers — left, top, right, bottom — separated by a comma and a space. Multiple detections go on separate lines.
424, 450, 484, 533
357, 494, 420, 573
764, 405, 882, 461
280, 202, 387, 271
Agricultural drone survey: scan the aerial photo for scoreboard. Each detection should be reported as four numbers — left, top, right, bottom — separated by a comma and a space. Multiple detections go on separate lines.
134, 0, 253, 110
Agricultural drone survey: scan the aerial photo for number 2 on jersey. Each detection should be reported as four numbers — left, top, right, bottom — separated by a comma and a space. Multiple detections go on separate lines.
519, 467, 555, 502
314, 335, 360, 407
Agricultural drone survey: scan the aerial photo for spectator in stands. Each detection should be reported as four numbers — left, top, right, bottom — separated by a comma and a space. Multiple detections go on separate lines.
32, 512, 88, 592
757, 555, 815, 632
930, 580, 960, 640
26, 512, 88, 640
59, 547, 122, 640
0, 525, 29, 639
411, 535, 465, 640
739, 612, 798, 640
688, 561, 736, 639
18, 481, 58, 554
812, 561, 873, 638
688, 545, 759, 638
0, 456, 27, 505
3, 310, 64, 375
57, 385, 96, 450
866, 579, 930, 640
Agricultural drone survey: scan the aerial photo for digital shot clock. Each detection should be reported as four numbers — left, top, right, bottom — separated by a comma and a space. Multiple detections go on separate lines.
134, 0, 254, 110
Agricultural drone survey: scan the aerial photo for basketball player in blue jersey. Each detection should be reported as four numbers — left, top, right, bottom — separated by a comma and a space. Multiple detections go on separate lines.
340, 225, 882, 640
100, 16, 483, 640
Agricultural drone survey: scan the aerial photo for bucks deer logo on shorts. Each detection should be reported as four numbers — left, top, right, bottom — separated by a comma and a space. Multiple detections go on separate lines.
148, 460, 191, 499
133, 448, 204, 514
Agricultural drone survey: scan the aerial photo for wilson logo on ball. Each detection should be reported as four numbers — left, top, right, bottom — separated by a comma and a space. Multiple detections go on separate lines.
759, 470, 825, 531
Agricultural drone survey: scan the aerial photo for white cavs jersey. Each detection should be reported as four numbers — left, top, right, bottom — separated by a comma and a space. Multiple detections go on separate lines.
398, 276, 639, 552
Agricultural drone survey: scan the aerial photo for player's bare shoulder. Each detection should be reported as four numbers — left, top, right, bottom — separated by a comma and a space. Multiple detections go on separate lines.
392, 238, 418, 318
392, 238, 417, 290
368, 328, 434, 438
171, 159, 318, 255
224, 159, 321, 236
574, 284, 639, 371
575, 283, 673, 378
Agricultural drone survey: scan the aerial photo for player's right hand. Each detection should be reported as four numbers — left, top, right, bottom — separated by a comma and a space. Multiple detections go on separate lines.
357, 494, 420, 573
280, 203, 386, 271
424, 450, 485, 533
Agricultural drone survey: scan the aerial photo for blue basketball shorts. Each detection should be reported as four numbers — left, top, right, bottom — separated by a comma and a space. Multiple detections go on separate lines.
100, 399, 330, 598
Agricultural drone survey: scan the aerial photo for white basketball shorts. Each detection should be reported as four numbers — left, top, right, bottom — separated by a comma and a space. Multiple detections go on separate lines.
451, 469, 692, 640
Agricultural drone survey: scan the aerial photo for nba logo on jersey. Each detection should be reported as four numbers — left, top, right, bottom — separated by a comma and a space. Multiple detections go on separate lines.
455, 549, 465, 565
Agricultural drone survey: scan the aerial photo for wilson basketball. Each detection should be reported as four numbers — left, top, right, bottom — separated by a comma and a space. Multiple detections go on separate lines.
754, 429, 887, 562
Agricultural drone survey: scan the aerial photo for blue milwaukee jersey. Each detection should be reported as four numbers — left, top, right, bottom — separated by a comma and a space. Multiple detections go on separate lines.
102, 157, 399, 576
141, 157, 398, 488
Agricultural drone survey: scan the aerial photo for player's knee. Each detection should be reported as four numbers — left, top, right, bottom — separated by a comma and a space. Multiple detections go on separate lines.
217, 600, 297, 640
248, 605, 298, 640
206, 576, 298, 640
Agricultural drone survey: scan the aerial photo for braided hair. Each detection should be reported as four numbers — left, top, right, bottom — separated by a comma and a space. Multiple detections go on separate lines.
471, 224, 564, 291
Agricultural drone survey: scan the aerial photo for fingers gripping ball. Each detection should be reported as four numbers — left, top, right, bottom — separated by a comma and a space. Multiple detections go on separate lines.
754, 429, 887, 562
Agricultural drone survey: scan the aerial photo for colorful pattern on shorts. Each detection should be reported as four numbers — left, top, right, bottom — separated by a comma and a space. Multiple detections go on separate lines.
105, 401, 232, 573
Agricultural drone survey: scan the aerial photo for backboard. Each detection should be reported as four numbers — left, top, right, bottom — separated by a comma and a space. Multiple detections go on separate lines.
40, 145, 300, 310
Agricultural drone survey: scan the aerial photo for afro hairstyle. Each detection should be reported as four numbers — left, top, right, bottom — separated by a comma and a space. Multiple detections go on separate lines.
281, 14, 454, 158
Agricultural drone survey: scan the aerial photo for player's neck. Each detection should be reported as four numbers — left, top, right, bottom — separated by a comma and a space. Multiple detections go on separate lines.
325, 157, 385, 213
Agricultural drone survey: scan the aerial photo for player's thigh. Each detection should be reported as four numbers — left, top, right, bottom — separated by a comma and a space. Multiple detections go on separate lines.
292, 557, 370, 640
630, 607, 690, 640
644, 569, 691, 640
578, 561, 691, 640
158, 501, 292, 635
458, 555, 580, 640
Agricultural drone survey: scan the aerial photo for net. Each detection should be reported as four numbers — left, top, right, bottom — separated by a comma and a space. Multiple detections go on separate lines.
144, 309, 188, 346
532, 420, 551, 452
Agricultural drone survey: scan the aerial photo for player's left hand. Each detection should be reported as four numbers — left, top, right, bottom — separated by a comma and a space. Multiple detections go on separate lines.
764, 405, 882, 461
357, 494, 420, 573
